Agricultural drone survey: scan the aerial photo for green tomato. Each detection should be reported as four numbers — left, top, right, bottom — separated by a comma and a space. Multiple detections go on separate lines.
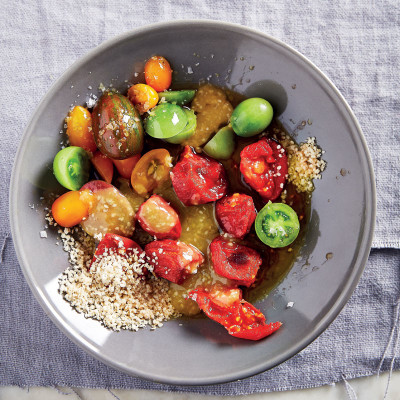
158, 90, 196, 106
231, 98, 273, 137
255, 202, 300, 248
203, 126, 235, 160
145, 103, 188, 139
165, 109, 197, 144
53, 146, 90, 191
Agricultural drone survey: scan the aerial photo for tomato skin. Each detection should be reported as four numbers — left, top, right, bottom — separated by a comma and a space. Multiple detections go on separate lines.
51, 190, 90, 228
136, 195, 181, 240
92, 92, 144, 159
145, 239, 204, 284
240, 138, 288, 202
66, 106, 97, 153
131, 149, 172, 196
81, 180, 113, 192
189, 286, 281, 341
215, 193, 256, 238
112, 154, 140, 179
91, 151, 114, 183
127, 84, 159, 114
92, 233, 142, 263
170, 146, 228, 206
210, 236, 262, 287
144, 56, 172, 92
91, 234, 147, 275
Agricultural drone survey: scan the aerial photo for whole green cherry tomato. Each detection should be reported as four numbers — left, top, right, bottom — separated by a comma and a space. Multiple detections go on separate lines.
203, 126, 235, 160
231, 98, 273, 137
145, 103, 188, 139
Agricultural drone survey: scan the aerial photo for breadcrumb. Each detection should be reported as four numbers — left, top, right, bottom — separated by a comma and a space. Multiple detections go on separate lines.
280, 134, 326, 193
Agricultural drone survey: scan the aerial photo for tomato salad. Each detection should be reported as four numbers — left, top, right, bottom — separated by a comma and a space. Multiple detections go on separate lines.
50, 55, 326, 340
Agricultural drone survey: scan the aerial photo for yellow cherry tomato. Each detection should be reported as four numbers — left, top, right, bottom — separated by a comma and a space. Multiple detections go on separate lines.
127, 84, 159, 114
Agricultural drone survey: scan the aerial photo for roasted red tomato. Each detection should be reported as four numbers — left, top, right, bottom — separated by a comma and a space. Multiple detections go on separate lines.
210, 236, 262, 287
240, 138, 288, 202
136, 195, 181, 240
170, 146, 228, 206
189, 285, 281, 341
215, 193, 257, 238
91, 233, 143, 265
145, 239, 204, 284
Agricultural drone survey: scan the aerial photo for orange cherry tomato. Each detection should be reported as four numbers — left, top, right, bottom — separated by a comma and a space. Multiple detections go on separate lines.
127, 84, 159, 114
131, 149, 172, 196
91, 151, 114, 183
112, 154, 141, 179
52, 190, 91, 228
144, 56, 172, 92
66, 106, 97, 153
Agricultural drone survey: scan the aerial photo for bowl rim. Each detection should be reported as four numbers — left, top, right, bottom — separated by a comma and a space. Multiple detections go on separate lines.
10, 19, 376, 386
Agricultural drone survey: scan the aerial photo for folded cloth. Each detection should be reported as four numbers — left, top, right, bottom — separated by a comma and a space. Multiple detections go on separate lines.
1, 0, 399, 394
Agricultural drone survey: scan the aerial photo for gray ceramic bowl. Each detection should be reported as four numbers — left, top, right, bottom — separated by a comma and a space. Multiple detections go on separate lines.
10, 21, 375, 385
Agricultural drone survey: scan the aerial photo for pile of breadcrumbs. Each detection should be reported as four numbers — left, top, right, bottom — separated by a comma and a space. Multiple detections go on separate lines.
278, 132, 326, 194
47, 215, 178, 331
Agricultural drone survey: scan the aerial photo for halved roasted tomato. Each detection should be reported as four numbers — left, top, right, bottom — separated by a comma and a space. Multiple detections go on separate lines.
136, 195, 181, 240
131, 149, 172, 196
215, 193, 257, 239
170, 146, 227, 206
240, 138, 288, 202
145, 239, 204, 284
210, 236, 262, 287
80, 181, 135, 238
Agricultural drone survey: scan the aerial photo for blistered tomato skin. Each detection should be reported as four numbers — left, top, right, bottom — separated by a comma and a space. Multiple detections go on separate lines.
92, 92, 144, 160
210, 237, 262, 287
240, 138, 288, 202
216, 193, 257, 238
145, 240, 204, 284
188, 285, 281, 341
136, 195, 181, 240
170, 146, 228, 206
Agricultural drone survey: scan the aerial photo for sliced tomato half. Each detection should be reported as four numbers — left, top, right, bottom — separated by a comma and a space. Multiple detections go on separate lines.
240, 138, 288, 202
210, 236, 262, 287
145, 239, 204, 284
131, 149, 172, 196
170, 146, 228, 206
136, 194, 181, 240
215, 193, 257, 239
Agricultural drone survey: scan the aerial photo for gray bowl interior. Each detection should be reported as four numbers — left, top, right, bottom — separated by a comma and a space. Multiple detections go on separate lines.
10, 21, 375, 385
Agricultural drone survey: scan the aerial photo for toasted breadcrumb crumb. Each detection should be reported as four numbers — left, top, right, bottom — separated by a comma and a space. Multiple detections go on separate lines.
279, 134, 326, 193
